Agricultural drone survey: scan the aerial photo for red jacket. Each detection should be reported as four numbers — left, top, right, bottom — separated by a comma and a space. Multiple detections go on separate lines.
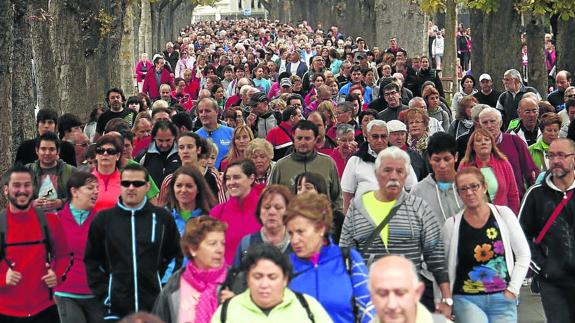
55, 204, 97, 295
142, 68, 175, 100
0, 208, 69, 317
265, 121, 294, 161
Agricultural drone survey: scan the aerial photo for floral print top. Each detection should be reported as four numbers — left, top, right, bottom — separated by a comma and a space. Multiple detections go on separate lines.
453, 212, 509, 295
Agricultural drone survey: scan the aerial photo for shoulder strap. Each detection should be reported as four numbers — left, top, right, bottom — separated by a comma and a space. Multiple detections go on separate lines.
536, 190, 574, 244
278, 124, 294, 141
0, 209, 6, 261
294, 292, 315, 323
340, 246, 359, 321
34, 208, 53, 263
362, 201, 404, 255
220, 297, 232, 323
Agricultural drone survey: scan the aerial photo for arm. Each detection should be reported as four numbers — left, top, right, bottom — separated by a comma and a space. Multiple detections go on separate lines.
47, 213, 70, 282
502, 208, 531, 296
84, 213, 109, 300
419, 203, 450, 287
504, 161, 520, 214
329, 163, 343, 213
343, 192, 354, 215
161, 212, 183, 274
339, 204, 356, 248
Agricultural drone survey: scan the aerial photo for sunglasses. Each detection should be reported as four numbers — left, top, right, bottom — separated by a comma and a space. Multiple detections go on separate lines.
120, 180, 147, 188
96, 147, 118, 155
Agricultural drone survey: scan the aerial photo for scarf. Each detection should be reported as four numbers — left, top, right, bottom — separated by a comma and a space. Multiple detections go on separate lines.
182, 261, 227, 323
408, 133, 429, 155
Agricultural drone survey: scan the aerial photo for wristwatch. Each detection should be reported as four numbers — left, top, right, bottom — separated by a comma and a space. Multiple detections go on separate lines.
441, 297, 454, 306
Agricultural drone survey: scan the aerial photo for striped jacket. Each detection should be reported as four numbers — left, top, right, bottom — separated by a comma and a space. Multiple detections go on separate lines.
340, 191, 449, 284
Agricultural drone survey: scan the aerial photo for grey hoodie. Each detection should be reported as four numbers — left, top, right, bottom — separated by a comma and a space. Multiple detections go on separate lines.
410, 174, 463, 227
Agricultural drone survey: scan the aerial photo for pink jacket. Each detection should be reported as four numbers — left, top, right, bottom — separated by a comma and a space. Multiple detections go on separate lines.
92, 169, 122, 212
135, 60, 153, 83
142, 68, 175, 100
55, 203, 98, 295
209, 189, 261, 265
459, 155, 520, 214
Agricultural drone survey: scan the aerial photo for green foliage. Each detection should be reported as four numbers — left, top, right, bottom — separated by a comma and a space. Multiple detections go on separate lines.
419, 0, 575, 17
95, 9, 113, 37
193, 0, 218, 6
420, 0, 446, 14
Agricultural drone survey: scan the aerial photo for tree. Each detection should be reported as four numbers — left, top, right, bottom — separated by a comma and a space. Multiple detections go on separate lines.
0, 0, 14, 197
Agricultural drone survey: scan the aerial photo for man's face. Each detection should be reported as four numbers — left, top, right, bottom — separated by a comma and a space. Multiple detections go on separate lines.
307, 113, 326, 137
152, 112, 171, 125
479, 112, 502, 139
154, 129, 175, 152
135, 118, 152, 139
548, 140, 575, 180
429, 151, 457, 182
123, 139, 134, 161
335, 106, 352, 124
388, 131, 407, 148
312, 57, 325, 70
396, 51, 406, 62
198, 103, 218, 127
155, 58, 165, 71
184, 70, 193, 82
235, 69, 245, 79
556, 73, 571, 91
337, 131, 356, 155
120, 170, 150, 208
108, 91, 124, 111
503, 75, 520, 92
224, 70, 233, 80
351, 71, 363, 84
4, 172, 34, 211
384, 88, 400, 108
370, 263, 423, 323
294, 128, 317, 154
518, 100, 539, 129
36, 140, 59, 168
160, 87, 171, 101
253, 101, 269, 115
565, 89, 575, 103
73, 134, 90, 163
568, 106, 575, 122
480, 79, 493, 93
376, 157, 407, 200
367, 126, 388, 154
37, 119, 56, 135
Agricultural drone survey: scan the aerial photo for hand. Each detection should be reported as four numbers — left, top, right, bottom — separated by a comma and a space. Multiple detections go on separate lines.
43, 199, 61, 210
247, 113, 257, 127
435, 302, 452, 319
220, 288, 235, 303
504, 290, 516, 300
5, 263, 22, 286
41, 263, 57, 288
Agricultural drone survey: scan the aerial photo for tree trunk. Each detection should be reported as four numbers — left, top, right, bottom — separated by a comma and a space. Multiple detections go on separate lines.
11, 0, 36, 153
0, 0, 14, 179
151, 2, 162, 52
556, 18, 575, 76
469, 9, 484, 77
375, 0, 427, 57
481, 1, 522, 92
443, 0, 458, 100
29, 0, 60, 113
139, 0, 152, 56
525, 13, 547, 97
120, 0, 137, 96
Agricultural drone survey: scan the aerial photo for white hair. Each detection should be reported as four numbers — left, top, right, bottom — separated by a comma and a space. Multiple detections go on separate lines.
504, 69, 523, 85
478, 107, 502, 123
374, 146, 411, 176
408, 97, 426, 109
367, 120, 387, 133
240, 85, 254, 96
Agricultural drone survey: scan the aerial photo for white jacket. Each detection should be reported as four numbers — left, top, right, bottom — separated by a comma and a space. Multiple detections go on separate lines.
432, 37, 445, 56
442, 204, 531, 296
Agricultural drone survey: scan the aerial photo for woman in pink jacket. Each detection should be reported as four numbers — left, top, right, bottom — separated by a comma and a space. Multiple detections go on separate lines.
135, 53, 153, 92
209, 158, 261, 265
459, 128, 520, 214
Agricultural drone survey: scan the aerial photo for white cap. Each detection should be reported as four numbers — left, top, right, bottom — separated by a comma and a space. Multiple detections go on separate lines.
479, 74, 492, 82
386, 120, 407, 132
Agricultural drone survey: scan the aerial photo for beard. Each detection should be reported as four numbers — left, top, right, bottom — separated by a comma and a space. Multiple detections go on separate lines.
8, 193, 32, 210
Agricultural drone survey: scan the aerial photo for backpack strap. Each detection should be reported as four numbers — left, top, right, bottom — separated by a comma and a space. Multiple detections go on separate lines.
220, 297, 232, 323
0, 209, 7, 263
362, 200, 405, 255
340, 247, 359, 322
294, 292, 315, 323
33, 208, 53, 264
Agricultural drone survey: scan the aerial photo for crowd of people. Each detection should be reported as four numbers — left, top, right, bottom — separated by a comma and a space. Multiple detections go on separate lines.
1, 17, 575, 323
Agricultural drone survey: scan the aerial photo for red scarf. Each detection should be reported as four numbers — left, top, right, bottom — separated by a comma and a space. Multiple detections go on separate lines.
182, 260, 227, 323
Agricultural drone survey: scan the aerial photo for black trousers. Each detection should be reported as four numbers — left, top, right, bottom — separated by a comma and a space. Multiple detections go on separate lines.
0, 305, 60, 323
539, 279, 575, 323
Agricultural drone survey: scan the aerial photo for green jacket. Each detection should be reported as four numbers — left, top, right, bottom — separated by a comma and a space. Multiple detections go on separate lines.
26, 159, 77, 201
211, 289, 333, 323
528, 139, 549, 170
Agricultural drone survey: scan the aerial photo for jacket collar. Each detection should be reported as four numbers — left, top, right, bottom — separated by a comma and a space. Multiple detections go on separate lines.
290, 150, 317, 162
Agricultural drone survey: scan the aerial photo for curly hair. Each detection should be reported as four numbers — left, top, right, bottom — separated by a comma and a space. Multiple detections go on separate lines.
180, 216, 227, 259
284, 192, 333, 236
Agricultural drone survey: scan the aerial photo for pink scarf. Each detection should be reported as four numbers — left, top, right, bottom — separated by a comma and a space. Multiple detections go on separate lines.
182, 261, 227, 323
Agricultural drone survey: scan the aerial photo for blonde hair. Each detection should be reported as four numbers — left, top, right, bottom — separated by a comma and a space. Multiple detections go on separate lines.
284, 192, 333, 235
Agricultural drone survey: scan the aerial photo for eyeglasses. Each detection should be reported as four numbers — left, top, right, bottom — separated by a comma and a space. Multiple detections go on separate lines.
96, 147, 118, 155
120, 180, 147, 188
370, 134, 388, 140
545, 153, 575, 160
457, 183, 481, 194
565, 94, 575, 99
75, 142, 90, 148
383, 91, 398, 97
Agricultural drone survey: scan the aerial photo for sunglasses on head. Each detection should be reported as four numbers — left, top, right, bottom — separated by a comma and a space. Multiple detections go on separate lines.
96, 147, 118, 155
120, 180, 147, 188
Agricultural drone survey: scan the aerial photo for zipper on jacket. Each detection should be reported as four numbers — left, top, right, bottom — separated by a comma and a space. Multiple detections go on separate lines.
151, 213, 156, 243
130, 211, 139, 312
104, 274, 113, 307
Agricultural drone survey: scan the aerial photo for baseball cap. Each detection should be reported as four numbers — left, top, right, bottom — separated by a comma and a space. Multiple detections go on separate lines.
386, 120, 407, 132
248, 92, 269, 106
479, 74, 492, 82
281, 78, 292, 88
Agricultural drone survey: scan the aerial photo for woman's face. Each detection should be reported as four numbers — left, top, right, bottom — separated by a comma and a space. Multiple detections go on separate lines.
135, 118, 152, 140
473, 134, 492, 157
128, 102, 141, 113
287, 215, 325, 258
178, 136, 199, 165
225, 165, 254, 199
456, 173, 487, 210
71, 180, 99, 210
408, 116, 427, 139
247, 259, 288, 309
173, 173, 198, 207
382, 65, 392, 76
260, 193, 287, 232
426, 93, 440, 109
293, 80, 303, 91
330, 82, 339, 95
361, 115, 375, 134
251, 150, 271, 176
297, 176, 318, 195
421, 58, 430, 70
189, 231, 225, 269
543, 124, 559, 145
234, 131, 251, 154
314, 76, 325, 89
95, 143, 120, 171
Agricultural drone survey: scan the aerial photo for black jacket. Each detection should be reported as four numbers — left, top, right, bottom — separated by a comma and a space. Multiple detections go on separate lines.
417, 68, 445, 98
520, 174, 575, 283
85, 199, 182, 318
136, 143, 181, 186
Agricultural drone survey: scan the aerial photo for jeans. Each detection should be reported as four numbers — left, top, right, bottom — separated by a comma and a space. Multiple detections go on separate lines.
55, 296, 106, 323
0, 305, 59, 323
539, 279, 575, 323
453, 292, 517, 323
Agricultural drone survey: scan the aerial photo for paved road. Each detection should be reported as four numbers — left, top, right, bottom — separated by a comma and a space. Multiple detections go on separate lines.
518, 286, 545, 323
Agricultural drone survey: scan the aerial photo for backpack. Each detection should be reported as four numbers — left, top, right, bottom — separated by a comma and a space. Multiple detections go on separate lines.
220, 291, 315, 323
341, 246, 359, 322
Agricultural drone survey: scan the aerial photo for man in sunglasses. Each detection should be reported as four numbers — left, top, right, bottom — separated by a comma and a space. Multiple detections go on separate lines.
85, 163, 181, 320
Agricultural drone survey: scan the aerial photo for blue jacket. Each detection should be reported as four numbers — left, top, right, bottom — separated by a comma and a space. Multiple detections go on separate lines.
339, 82, 373, 104
289, 240, 375, 323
